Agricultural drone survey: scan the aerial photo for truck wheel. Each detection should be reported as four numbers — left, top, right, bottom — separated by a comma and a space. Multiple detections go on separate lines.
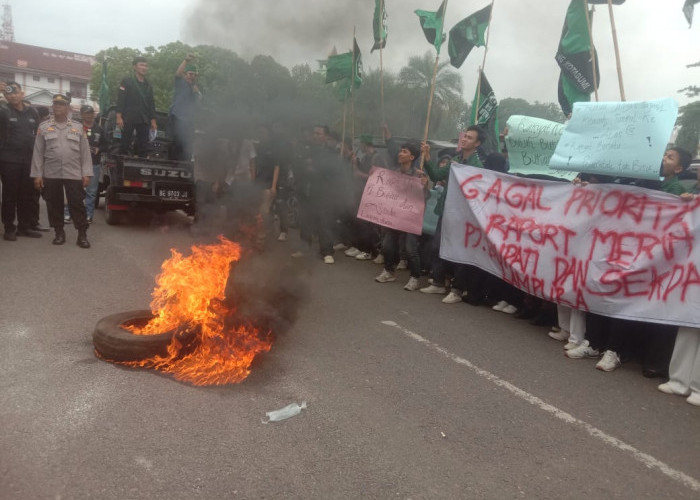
93, 310, 185, 362
105, 189, 121, 225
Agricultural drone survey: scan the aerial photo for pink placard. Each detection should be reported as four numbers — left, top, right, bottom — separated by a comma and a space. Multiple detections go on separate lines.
357, 166, 426, 235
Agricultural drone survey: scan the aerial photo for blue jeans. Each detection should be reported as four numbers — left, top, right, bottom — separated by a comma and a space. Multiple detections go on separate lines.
85, 164, 101, 218
382, 229, 421, 278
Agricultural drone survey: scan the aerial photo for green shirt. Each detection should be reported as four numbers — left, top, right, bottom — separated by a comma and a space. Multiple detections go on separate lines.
424, 151, 483, 216
660, 176, 687, 196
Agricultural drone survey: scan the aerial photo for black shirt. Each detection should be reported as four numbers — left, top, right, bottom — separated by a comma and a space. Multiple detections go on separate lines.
116, 75, 156, 124
83, 122, 107, 164
0, 104, 39, 164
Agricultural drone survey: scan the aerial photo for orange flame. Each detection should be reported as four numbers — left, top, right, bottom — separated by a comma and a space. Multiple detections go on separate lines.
123, 236, 271, 385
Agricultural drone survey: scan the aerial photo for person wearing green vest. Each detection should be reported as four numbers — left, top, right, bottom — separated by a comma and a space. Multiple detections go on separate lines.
419, 125, 484, 303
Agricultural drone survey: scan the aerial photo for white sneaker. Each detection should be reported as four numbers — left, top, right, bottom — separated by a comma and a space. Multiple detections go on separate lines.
565, 340, 600, 359
548, 329, 570, 342
687, 393, 700, 406
442, 291, 462, 304
403, 277, 420, 291
373, 254, 385, 265
396, 260, 408, 270
492, 300, 508, 311
657, 382, 690, 396
563, 341, 579, 350
333, 243, 347, 251
291, 251, 304, 258
355, 252, 372, 260
344, 247, 360, 257
596, 350, 621, 372
277, 232, 287, 241
323, 255, 335, 264
502, 304, 518, 314
420, 284, 447, 294
375, 269, 396, 283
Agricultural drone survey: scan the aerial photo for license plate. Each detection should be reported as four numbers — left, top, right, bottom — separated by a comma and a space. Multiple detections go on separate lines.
158, 188, 189, 200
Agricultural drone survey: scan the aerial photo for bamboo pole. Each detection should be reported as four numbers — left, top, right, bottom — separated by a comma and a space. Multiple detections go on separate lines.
583, 1, 599, 101
351, 26, 356, 147
340, 97, 347, 158
419, 0, 450, 170
473, 0, 495, 122
379, 0, 386, 128
607, 0, 626, 101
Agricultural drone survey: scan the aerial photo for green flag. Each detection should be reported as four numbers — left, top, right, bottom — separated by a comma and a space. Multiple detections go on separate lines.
448, 4, 491, 69
371, 0, 388, 52
470, 71, 499, 155
415, 0, 447, 53
98, 60, 110, 115
556, 0, 599, 117
326, 52, 353, 84
353, 37, 363, 89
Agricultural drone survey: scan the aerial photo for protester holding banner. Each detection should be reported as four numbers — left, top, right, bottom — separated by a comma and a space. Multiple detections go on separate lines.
374, 142, 428, 291
419, 126, 483, 304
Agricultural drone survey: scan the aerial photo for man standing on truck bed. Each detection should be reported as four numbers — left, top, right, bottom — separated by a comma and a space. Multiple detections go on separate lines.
116, 56, 156, 158
169, 53, 200, 161
31, 94, 93, 248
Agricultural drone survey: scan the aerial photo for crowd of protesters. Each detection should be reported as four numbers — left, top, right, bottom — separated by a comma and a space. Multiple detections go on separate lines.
2, 54, 699, 407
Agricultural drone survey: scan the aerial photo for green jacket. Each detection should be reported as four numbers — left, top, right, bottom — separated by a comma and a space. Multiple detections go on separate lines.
424, 151, 483, 216
660, 176, 687, 196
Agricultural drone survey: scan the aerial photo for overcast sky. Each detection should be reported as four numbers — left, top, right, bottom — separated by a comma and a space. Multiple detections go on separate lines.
12, 0, 700, 106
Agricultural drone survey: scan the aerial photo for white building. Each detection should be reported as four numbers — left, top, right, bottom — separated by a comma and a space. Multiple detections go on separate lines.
0, 40, 95, 111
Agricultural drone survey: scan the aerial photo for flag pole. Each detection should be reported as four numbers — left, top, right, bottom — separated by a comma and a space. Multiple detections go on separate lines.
340, 95, 348, 158
473, 0, 495, 122
379, 0, 386, 128
583, 1, 599, 101
420, 0, 449, 170
351, 26, 356, 146
607, 0, 626, 101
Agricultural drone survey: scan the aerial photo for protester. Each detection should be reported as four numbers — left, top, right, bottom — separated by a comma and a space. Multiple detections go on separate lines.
0, 82, 42, 241
169, 53, 201, 161
31, 94, 93, 248
374, 142, 428, 290
252, 124, 281, 248
116, 56, 157, 157
80, 105, 107, 223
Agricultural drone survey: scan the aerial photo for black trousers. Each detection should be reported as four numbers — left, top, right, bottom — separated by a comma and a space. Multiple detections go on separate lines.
43, 178, 88, 231
0, 160, 34, 232
120, 121, 150, 157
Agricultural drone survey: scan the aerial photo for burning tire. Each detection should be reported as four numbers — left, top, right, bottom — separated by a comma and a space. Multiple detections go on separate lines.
93, 310, 177, 362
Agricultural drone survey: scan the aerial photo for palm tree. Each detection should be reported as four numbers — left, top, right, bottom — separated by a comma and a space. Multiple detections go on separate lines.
398, 51, 463, 137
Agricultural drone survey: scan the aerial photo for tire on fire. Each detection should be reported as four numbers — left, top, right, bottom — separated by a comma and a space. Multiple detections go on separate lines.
93, 310, 176, 362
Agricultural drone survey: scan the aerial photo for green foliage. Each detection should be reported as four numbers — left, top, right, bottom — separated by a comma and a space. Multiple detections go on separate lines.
497, 98, 565, 128
675, 101, 700, 157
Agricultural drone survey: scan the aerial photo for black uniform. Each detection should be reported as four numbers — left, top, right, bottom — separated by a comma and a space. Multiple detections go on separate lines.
0, 103, 39, 234
116, 74, 156, 157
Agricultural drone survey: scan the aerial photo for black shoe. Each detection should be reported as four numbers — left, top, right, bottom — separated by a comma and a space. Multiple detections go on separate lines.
3, 230, 17, 241
31, 224, 51, 232
642, 368, 668, 379
77, 232, 91, 249
16, 228, 42, 238
52, 231, 66, 245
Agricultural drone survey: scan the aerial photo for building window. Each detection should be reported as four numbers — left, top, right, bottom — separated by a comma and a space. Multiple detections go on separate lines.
33, 75, 40, 82
48, 77, 55, 84
70, 81, 87, 99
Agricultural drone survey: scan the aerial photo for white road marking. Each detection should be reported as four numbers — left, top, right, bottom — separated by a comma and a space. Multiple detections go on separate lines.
381, 320, 700, 493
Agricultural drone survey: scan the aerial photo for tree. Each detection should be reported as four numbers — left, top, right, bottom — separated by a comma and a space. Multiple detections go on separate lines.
675, 101, 700, 156
497, 98, 564, 129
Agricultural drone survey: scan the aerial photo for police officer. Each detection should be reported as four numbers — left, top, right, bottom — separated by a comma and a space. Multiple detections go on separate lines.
116, 56, 157, 157
0, 81, 41, 241
31, 94, 93, 248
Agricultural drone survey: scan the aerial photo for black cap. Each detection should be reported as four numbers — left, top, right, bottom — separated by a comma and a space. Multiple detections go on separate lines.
52, 94, 70, 105
80, 104, 95, 114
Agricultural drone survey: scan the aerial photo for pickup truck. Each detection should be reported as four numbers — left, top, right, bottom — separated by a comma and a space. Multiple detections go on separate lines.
99, 110, 196, 225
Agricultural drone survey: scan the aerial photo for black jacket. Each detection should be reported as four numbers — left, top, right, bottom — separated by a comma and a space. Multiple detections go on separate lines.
116, 75, 156, 124
0, 104, 39, 164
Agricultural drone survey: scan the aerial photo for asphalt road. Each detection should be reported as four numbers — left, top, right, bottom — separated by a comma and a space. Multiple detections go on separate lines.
1, 208, 699, 500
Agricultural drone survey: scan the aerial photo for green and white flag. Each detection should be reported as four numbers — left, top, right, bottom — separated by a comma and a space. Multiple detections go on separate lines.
371, 0, 388, 52
98, 60, 110, 115
448, 4, 492, 69
556, 0, 599, 117
326, 52, 353, 84
470, 71, 499, 155
415, 0, 447, 53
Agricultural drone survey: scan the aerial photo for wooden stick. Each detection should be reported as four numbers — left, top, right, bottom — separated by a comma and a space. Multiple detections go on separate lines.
379, 0, 386, 127
351, 26, 356, 146
419, 0, 450, 170
583, 1, 599, 101
607, 0, 626, 101
340, 97, 347, 158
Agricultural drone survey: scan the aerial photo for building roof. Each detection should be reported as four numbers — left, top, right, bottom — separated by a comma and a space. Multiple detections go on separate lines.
0, 41, 94, 80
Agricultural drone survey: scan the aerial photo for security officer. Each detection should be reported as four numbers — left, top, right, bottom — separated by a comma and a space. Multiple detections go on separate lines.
30, 94, 93, 248
0, 81, 42, 241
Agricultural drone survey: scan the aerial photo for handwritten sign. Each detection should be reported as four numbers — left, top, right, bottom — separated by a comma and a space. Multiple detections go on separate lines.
440, 164, 700, 328
550, 98, 679, 180
357, 167, 426, 235
505, 115, 575, 180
